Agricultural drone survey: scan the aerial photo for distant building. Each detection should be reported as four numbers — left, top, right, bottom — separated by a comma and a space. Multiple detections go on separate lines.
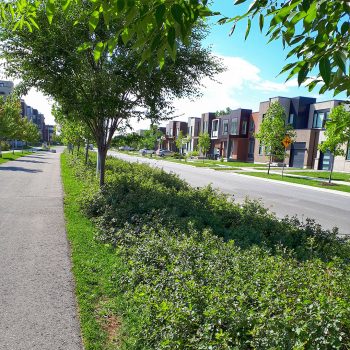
0, 80, 14, 96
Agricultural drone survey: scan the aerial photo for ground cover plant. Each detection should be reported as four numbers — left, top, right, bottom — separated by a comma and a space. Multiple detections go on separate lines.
241, 172, 350, 194
62, 151, 350, 349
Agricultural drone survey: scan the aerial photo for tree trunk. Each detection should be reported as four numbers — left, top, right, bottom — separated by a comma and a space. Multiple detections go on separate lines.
0, 142, 2, 158
97, 146, 107, 187
85, 140, 89, 165
77, 141, 80, 154
268, 154, 272, 175
328, 155, 334, 184
12, 141, 15, 155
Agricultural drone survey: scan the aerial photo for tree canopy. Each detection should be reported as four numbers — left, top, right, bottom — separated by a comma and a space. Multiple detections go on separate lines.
2, 0, 348, 96
0, 2, 222, 185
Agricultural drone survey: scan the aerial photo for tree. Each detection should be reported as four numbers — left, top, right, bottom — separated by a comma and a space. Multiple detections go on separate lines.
224, 0, 350, 96
3, 1, 349, 96
216, 107, 233, 117
175, 130, 190, 154
0, 95, 22, 158
0, 0, 215, 67
319, 105, 350, 184
198, 132, 211, 158
142, 126, 163, 150
255, 102, 295, 175
0, 3, 222, 186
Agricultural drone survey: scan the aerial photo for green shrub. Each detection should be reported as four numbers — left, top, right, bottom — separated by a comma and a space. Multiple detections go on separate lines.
0, 140, 10, 151
67, 151, 350, 349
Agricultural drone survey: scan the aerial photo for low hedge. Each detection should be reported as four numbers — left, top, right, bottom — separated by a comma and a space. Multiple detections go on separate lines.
67, 152, 350, 349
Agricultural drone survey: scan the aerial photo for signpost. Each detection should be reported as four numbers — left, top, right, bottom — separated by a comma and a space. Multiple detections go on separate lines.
281, 135, 292, 178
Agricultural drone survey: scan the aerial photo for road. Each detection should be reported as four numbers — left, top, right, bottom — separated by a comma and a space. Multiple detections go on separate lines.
0, 148, 83, 350
110, 151, 350, 235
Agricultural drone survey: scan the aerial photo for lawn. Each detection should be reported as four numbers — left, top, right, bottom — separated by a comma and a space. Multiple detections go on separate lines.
286, 170, 350, 182
0, 151, 32, 164
241, 171, 350, 193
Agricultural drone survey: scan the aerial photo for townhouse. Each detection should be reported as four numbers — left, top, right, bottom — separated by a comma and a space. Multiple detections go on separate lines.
160, 95, 349, 172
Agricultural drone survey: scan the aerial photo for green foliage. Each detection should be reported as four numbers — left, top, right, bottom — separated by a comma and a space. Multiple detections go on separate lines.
226, 0, 350, 96
111, 133, 143, 149
255, 101, 295, 173
175, 130, 189, 154
320, 105, 350, 157
198, 132, 210, 156
66, 151, 350, 349
215, 106, 233, 117
142, 125, 163, 150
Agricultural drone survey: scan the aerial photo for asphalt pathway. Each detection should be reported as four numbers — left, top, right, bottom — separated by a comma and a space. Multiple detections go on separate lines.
0, 148, 83, 350
110, 151, 350, 235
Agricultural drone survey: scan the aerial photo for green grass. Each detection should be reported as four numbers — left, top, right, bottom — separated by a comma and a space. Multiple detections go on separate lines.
241, 171, 350, 193
286, 170, 350, 182
61, 153, 123, 350
0, 151, 32, 164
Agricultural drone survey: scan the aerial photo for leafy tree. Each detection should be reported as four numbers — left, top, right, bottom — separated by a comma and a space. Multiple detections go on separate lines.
198, 132, 211, 158
0, 3, 222, 186
0, 0, 215, 66
0, 95, 22, 157
224, 0, 350, 96
319, 105, 350, 184
175, 130, 190, 154
216, 107, 233, 117
255, 102, 295, 174
142, 126, 163, 150
3, 0, 349, 96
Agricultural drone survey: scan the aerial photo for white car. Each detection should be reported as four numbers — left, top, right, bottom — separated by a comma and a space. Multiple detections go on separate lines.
156, 149, 174, 157
119, 146, 134, 151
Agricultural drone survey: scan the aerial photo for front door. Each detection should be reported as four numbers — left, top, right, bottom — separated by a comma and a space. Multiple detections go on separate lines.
319, 150, 332, 170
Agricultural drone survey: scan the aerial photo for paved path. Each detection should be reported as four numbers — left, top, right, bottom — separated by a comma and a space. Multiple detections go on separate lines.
110, 151, 350, 235
0, 148, 83, 350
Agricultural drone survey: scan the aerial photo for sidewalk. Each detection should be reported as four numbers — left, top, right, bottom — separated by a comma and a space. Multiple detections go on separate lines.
0, 148, 83, 350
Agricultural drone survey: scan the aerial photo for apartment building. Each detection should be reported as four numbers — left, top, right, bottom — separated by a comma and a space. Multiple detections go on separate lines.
0, 80, 14, 96
165, 120, 187, 151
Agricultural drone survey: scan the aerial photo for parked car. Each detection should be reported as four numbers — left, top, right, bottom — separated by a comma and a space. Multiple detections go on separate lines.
156, 149, 174, 157
139, 149, 155, 156
119, 146, 134, 151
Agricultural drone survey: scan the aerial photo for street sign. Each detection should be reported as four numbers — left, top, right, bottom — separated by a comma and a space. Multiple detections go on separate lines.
282, 135, 292, 148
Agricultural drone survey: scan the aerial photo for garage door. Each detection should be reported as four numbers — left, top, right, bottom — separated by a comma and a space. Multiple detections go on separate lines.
290, 142, 306, 168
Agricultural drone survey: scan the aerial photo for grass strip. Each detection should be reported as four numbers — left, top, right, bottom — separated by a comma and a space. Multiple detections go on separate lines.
286, 170, 350, 182
0, 151, 32, 164
241, 171, 350, 193
61, 153, 123, 350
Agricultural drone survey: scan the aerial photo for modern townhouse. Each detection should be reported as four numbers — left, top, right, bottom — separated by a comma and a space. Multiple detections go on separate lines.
210, 108, 252, 161
164, 120, 187, 152
200, 112, 216, 155
0, 80, 14, 96
253, 96, 349, 171
187, 117, 201, 152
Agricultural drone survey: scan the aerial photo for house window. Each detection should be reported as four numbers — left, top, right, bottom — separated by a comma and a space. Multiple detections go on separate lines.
258, 143, 264, 155
262, 113, 266, 120
212, 120, 219, 138
203, 121, 208, 132
248, 139, 255, 157
0, 83, 4, 87
231, 118, 238, 135
346, 142, 350, 161
223, 120, 229, 135
313, 112, 326, 128
249, 120, 255, 132
241, 120, 248, 134
288, 113, 294, 125
170, 128, 173, 135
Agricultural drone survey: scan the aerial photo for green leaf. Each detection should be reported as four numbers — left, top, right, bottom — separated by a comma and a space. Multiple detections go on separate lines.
89, 10, 99, 31
245, 18, 251, 40
93, 41, 104, 61
62, 0, 71, 12
234, 0, 247, 5
319, 57, 331, 85
167, 26, 175, 49
334, 52, 346, 74
155, 4, 166, 27
117, 0, 125, 12
171, 4, 183, 24
298, 64, 309, 85
46, 0, 55, 24
259, 13, 264, 31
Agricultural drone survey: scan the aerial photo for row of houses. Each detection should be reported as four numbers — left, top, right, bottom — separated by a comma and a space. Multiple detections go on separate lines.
0, 80, 54, 144
160, 96, 350, 172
